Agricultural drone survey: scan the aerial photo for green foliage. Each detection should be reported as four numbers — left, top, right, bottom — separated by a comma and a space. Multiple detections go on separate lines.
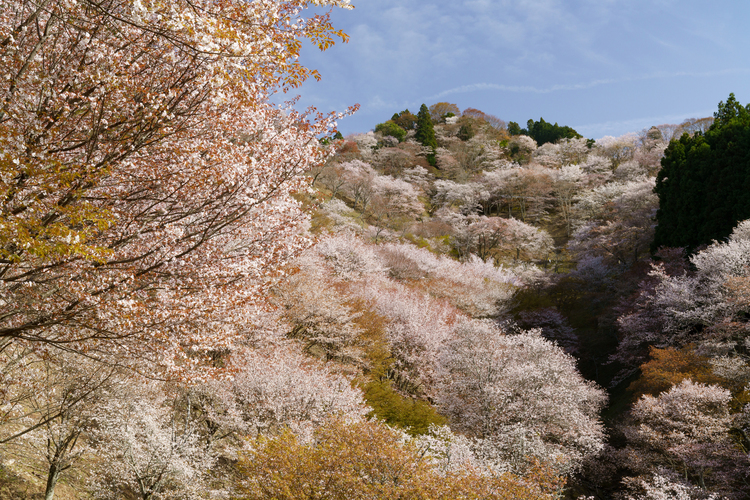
457, 122, 475, 141
361, 378, 447, 435
524, 117, 582, 146
403, 233, 431, 250
415, 104, 438, 166
506, 118, 581, 145
653, 93, 750, 252
374, 120, 407, 142
391, 109, 418, 130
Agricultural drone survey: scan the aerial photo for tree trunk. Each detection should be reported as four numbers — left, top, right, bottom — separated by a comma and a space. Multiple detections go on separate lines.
44, 464, 60, 500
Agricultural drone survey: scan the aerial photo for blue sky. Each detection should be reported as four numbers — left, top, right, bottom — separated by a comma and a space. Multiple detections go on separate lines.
295, 0, 750, 139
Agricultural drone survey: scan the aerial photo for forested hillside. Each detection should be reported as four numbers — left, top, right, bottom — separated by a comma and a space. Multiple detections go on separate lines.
305, 99, 750, 499
1, 0, 749, 499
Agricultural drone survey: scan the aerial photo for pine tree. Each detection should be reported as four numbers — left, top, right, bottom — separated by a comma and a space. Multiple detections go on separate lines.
415, 104, 438, 166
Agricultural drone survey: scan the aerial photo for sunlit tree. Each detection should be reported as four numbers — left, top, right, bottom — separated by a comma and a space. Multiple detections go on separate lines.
0, 0, 353, 376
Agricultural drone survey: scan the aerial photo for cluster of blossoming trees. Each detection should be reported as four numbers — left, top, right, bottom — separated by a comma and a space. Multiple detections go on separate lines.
309, 102, 749, 499
1, 1, 747, 499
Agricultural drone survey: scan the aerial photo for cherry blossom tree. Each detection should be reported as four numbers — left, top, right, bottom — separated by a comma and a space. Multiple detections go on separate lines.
355, 279, 457, 394
437, 321, 607, 475
533, 143, 563, 169
622, 380, 746, 498
314, 232, 384, 280
466, 216, 554, 264
633, 129, 668, 176
0, 0, 353, 378
610, 248, 691, 371
1, 352, 123, 500
432, 179, 485, 213
90, 382, 216, 500
557, 137, 591, 166
627, 474, 707, 500
477, 167, 517, 217
372, 146, 418, 176
570, 178, 657, 266
273, 253, 363, 361
372, 239, 519, 317
348, 132, 378, 160
614, 220, 750, 375
595, 133, 638, 169
550, 165, 585, 235
367, 174, 424, 235
507, 168, 553, 222
508, 135, 537, 164
578, 154, 613, 184
202, 346, 368, 442
338, 160, 376, 211
614, 159, 651, 181
317, 162, 350, 199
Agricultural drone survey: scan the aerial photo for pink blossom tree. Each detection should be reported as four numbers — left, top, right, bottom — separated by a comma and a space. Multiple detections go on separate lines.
0, 0, 353, 379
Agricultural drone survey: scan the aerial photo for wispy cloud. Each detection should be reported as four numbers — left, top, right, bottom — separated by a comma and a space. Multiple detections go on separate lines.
428, 68, 750, 100
575, 110, 715, 139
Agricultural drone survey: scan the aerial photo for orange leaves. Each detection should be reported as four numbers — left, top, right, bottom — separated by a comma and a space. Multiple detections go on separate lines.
236, 417, 564, 500
628, 346, 726, 399
724, 275, 750, 309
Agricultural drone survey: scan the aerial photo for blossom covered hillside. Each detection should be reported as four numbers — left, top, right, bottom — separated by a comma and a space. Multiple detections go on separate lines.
1, 0, 748, 497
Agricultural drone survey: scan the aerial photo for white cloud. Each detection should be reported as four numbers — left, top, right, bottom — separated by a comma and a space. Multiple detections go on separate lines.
427, 68, 750, 100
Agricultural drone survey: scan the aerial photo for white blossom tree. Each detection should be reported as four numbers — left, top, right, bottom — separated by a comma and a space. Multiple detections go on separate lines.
273, 253, 363, 361
90, 382, 216, 500
1, 352, 123, 500
622, 380, 746, 498
202, 346, 368, 442
570, 178, 657, 266
437, 321, 607, 475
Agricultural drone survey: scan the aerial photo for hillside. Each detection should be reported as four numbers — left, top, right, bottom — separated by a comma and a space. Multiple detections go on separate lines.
1, 0, 749, 496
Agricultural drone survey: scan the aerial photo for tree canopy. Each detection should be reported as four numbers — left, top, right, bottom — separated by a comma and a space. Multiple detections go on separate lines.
0, 0, 353, 377
415, 104, 438, 166
653, 93, 750, 252
507, 118, 582, 146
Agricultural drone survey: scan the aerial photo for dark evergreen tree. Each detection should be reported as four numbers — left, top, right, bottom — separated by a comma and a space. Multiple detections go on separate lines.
506, 118, 581, 145
415, 104, 438, 166
652, 93, 750, 253
525, 117, 582, 146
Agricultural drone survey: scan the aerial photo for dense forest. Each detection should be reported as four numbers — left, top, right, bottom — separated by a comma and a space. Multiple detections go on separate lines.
1, 0, 749, 499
